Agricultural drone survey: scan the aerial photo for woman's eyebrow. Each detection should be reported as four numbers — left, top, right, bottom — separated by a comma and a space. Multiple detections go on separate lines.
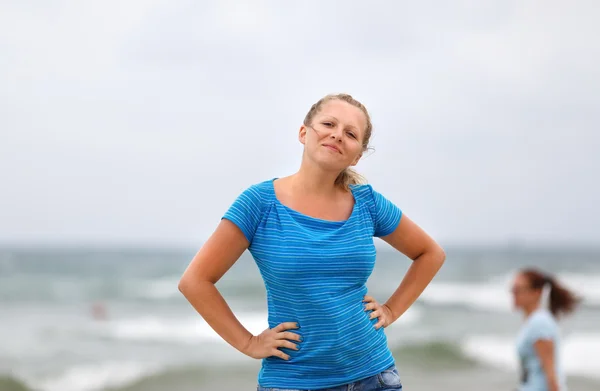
320, 115, 338, 122
320, 115, 358, 131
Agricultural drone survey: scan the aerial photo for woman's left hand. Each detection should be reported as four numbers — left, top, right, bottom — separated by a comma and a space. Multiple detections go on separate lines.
363, 295, 394, 329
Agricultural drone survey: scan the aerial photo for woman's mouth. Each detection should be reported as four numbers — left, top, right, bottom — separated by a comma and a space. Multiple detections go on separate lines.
322, 144, 341, 154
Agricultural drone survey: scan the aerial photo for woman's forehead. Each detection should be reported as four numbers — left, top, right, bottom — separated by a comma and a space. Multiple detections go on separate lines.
316, 100, 366, 128
513, 274, 529, 285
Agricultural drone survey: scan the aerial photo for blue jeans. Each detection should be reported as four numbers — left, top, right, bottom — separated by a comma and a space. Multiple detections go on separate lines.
257, 365, 403, 391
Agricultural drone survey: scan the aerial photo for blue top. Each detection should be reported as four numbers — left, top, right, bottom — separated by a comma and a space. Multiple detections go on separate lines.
516, 309, 565, 391
222, 178, 403, 389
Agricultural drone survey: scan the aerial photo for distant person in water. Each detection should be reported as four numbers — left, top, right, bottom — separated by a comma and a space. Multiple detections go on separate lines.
511, 268, 581, 391
91, 302, 107, 321
178, 93, 445, 390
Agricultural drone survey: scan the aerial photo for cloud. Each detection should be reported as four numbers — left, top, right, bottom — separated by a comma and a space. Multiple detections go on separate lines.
0, 0, 598, 245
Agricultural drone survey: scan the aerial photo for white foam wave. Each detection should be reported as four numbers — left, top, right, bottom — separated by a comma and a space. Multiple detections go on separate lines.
103, 313, 268, 344
102, 307, 419, 344
32, 361, 159, 391
420, 273, 600, 312
420, 275, 512, 312
128, 277, 262, 301
560, 333, 600, 378
129, 277, 181, 300
560, 273, 600, 306
461, 335, 516, 370
462, 333, 600, 379
125, 273, 600, 310
388, 305, 421, 327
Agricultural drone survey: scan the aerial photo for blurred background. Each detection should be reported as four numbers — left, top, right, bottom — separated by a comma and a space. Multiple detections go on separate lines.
1, 1, 598, 390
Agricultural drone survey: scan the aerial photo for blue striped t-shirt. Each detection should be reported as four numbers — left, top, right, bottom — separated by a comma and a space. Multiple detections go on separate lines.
222, 178, 402, 389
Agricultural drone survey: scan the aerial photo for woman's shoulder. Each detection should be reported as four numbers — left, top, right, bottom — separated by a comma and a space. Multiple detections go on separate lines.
350, 183, 396, 208
350, 183, 377, 203
246, 178, 275, 192
528, 309, 559, 330
235, 179, 275, 202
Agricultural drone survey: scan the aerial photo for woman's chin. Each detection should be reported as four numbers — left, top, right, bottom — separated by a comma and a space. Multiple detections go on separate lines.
312, 159, 348, 173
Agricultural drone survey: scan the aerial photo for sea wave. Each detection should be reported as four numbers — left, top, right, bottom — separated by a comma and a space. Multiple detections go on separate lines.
1, 361, 161, 391
4, 269, 599, 310
0, 274, 267, 304
127, 277, 182, 300
462, 332, 600, 379
420, 273, 600, 312
38, 362, 160, 391
98, 312, 269, 344
106, 342, 478, 391
1, 341, 475, 391
6, 333, 597, 391
96, 307, 421, 345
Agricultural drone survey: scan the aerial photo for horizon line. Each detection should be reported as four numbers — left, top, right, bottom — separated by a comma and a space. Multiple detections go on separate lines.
0, 239, 598, 252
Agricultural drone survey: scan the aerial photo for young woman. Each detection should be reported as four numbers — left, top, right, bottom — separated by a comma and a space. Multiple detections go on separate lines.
179, 93, 446, 390
511, 268, 581, 391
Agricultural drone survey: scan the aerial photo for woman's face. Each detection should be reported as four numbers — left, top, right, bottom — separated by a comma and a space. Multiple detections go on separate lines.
511, 273, 541, 311
299, 99, 366, 173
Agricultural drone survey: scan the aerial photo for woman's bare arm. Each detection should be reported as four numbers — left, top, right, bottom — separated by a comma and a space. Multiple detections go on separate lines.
379, 215, 445, 324
534, 339, 560, 391
179, 219, 300, 360
178, 219, 255, 354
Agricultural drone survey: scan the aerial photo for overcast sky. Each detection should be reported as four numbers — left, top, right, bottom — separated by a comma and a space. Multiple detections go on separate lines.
1, 0, 598, 247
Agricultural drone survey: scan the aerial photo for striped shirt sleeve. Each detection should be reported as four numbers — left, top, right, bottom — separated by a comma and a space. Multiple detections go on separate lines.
222, 185, 263, 244
371, 187, 403, 237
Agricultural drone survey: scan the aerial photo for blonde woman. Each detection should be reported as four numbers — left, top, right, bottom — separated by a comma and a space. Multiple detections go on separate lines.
179, 94, 445, 390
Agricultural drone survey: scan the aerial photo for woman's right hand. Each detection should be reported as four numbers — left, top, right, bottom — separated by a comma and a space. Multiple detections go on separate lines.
244, 322, 302, 360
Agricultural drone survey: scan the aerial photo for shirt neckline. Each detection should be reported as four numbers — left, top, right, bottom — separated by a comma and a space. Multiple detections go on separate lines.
269, 178, 357, 224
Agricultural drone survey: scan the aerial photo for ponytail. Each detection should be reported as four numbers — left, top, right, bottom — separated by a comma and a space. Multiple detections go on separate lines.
547, 277, 581, 317
521, 268, 582, 318
335, 168, 366, 190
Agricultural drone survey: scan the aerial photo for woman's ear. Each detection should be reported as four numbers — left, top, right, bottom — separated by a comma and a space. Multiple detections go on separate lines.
298, 125, 308, 145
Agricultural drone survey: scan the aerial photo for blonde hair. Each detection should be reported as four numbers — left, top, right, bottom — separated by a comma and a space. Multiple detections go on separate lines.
303, 93, 373, 189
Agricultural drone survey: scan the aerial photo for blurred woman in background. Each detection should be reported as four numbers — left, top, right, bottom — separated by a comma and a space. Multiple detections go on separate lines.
511, 268, 581, 391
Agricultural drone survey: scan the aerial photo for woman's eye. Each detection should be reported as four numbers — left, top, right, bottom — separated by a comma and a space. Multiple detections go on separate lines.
347, 131, 356, 139
323, 122, 333, 127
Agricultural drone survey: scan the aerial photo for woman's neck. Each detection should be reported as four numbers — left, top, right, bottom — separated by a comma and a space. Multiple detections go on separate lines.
523, 303, 541, 318
291, 162, 342, 197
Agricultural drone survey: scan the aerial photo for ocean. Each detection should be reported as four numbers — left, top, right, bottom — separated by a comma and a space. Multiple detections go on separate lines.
0, 245, 598, 391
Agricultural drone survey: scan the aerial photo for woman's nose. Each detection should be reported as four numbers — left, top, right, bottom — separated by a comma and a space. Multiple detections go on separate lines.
329, 126, 343, 141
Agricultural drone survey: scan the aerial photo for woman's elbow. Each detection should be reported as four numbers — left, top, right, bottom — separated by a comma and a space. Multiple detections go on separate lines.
178, 277, 187, 295
431, 244, 446, 269
178, 271, 214, 297
178, 273, 194, 296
